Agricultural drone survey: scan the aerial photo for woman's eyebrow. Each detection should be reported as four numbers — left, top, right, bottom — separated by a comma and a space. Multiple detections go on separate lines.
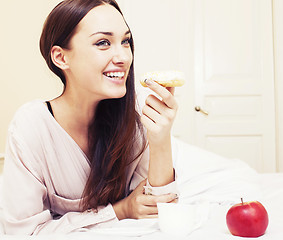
89, 30, 131, 37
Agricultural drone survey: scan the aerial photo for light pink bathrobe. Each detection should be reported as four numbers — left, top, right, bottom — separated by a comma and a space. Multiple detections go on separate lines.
1, 100, 176, 235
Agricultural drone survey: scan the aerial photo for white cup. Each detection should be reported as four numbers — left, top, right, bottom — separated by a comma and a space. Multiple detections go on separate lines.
157, 202, 208, 237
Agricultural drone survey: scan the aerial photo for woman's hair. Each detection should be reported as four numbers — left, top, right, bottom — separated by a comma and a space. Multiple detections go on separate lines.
40, 0, 146, 210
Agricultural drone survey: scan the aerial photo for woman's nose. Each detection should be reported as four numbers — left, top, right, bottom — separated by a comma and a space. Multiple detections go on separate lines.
112, 47, 132, 65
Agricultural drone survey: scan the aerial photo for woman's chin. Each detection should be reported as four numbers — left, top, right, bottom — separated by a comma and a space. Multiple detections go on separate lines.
107, 88, 127, 99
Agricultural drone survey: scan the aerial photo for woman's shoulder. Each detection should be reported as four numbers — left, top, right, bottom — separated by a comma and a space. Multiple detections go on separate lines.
8, 99, 48, 134
14, 99, 45, 114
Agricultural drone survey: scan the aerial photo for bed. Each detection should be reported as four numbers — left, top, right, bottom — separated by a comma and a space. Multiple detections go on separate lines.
0, 138, 283, 239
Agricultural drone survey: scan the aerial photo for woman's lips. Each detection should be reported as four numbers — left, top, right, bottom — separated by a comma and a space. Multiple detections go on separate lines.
103, 71, 126, 84
103, 71, 125, 79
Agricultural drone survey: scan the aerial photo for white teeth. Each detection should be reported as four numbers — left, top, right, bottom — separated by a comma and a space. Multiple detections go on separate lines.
105, 72, 125, 78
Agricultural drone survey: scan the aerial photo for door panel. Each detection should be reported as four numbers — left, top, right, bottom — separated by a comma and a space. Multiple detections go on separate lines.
194, 0, 276, 172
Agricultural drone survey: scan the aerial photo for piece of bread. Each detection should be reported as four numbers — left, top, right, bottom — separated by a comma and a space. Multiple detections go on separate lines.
140, 71, 185, 87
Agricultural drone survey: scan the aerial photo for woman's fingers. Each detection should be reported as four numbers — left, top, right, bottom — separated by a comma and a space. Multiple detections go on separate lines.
144, 80, 177, 109
141, 194, 179, 218
133, 193, 177, 218
144, 95, 177, 120
140, 114, 156, 132
141, 98, 177, 138
136, 179, 147, 192
137, 192, 178, 206
127, 180, 178, 218
145, 95, 167, 114
146, 193, 178, 205
142, 105, 170, 130
166, 86, 175, 96
142, 104, 160, 123
139, 205, 159, 217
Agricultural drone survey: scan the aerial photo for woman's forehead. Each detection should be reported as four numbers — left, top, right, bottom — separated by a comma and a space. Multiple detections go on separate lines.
77, 4, 129, 36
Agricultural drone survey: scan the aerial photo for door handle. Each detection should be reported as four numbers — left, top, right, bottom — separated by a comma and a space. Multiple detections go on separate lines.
195, 106, 209, 115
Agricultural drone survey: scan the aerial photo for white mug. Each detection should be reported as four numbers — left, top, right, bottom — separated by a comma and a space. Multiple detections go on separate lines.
157, 202, 209, 237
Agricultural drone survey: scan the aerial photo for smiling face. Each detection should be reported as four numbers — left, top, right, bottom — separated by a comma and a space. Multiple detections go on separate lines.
63, 4, 133, 101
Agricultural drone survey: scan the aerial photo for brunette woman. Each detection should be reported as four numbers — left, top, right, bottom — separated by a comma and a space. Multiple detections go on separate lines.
1, 0, 178, 235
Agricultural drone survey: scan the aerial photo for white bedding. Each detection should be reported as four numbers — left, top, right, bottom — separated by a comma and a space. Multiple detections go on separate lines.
1, 139, 283, 239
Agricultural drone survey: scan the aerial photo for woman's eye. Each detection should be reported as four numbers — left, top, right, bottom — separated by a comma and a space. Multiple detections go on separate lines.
95, 40, 110, 48
122, 38, 131, 46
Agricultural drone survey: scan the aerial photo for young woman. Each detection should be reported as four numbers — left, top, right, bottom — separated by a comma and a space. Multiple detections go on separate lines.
1, 0, 178, 235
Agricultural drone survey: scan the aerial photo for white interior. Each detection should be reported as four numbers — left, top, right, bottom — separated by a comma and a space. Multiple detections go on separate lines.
0, 140, 283, 239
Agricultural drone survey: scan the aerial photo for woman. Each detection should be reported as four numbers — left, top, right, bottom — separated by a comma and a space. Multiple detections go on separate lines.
1, 0, 178, 235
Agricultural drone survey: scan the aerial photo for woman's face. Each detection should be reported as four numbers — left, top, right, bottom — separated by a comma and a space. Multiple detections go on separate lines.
63, 4, 133, 100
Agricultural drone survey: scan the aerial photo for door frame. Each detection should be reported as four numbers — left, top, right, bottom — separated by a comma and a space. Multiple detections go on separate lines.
273, 0, 283, 172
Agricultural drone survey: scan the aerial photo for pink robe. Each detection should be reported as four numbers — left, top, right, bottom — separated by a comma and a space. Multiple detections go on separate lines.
1, 100, 176, 235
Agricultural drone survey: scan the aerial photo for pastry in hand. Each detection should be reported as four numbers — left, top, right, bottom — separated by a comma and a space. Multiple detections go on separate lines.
140, 71, 185, 87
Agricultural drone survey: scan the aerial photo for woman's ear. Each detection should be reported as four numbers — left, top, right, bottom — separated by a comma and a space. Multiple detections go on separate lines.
50, 46, 69, 70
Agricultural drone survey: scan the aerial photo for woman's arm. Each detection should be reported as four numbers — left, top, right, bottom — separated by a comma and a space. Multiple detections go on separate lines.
140, 79, 178, 187
2, 132, 117, 235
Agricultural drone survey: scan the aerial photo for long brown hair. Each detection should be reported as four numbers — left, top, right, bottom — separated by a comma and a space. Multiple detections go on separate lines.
40, 0, 146, 210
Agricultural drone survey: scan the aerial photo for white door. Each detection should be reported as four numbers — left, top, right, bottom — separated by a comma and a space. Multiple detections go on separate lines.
118, 0, 276, 173
193, 0, 276, 172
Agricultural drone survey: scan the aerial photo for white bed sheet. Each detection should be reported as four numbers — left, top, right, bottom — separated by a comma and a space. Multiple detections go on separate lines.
1, 139, 283, 239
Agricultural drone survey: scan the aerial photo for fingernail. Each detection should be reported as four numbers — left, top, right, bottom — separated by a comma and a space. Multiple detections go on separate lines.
174, 194, 179, 199
144, 79, 153, 86
169, 193, 179, 199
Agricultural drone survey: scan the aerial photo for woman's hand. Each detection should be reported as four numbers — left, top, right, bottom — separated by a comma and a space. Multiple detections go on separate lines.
140, 79, 178, 146
113, 180, 177, 220
140, 79, 178, 187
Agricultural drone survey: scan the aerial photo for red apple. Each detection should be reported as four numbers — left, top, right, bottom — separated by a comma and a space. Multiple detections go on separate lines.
226, 198, 268, 237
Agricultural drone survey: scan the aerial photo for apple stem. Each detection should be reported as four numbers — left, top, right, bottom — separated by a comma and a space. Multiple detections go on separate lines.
241, 198, 244, 205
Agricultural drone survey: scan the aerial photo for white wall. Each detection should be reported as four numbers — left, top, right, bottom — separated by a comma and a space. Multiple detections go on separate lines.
0, 1, 63, 153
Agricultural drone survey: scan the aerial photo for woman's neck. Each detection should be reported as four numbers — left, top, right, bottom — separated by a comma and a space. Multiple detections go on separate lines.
60, 94, 97, 125
57, 84, 100, 124
50, 89, 99, 157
